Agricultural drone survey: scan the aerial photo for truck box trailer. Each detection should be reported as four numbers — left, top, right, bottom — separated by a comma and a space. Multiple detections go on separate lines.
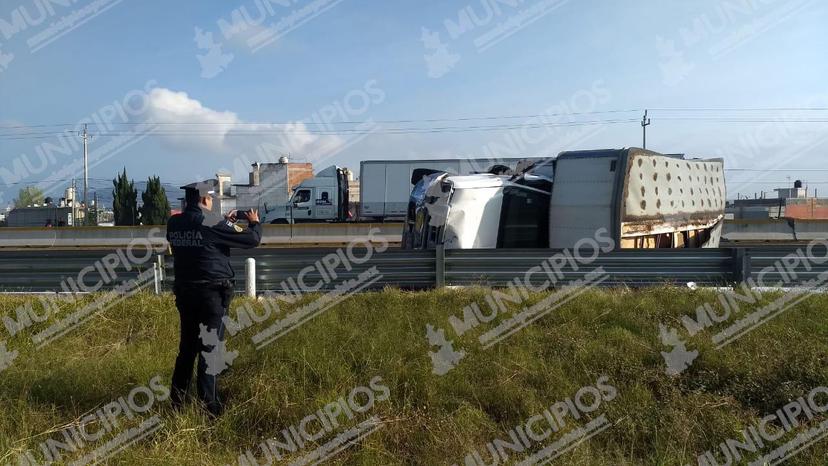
265, 157, 542, 223
401, 148, 726, 249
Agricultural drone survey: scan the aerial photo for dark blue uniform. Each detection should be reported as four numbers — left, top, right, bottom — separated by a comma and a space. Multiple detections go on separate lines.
166, 204, 262, 415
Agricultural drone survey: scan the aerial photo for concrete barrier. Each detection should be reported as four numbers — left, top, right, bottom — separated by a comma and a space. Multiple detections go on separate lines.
2, 220, 821, 248
0, 223, 403, 248
793, 219, 828, 241
722, 219, 796, 242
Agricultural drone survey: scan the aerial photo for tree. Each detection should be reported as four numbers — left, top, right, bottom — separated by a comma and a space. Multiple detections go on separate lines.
14, 186, 44, 207
140, 176, 171, 225
112, 168, 138, 226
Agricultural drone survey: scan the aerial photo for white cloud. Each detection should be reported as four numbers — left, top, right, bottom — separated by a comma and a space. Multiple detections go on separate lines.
144, 87, 345, 166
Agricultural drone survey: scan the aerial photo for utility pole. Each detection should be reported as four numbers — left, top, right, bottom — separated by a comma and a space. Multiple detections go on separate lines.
641, 109, 651, 149
79, 124, 90, 225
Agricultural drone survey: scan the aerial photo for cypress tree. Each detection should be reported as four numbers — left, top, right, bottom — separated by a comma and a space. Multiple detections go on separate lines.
140, 176, 171, 225
112, 168, 138, 226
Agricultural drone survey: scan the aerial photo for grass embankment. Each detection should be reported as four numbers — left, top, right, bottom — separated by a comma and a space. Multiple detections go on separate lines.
0, 287, 827, 465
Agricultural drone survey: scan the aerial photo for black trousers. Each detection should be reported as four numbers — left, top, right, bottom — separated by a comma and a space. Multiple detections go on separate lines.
171, 282, 233, 415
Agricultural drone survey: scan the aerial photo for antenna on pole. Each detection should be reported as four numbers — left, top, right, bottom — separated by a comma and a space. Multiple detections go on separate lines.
641, 109, 651, 149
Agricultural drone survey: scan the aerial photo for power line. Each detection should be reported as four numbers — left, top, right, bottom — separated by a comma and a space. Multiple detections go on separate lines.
0, 112, 822, 144
0, 110, 644, 131
4, 106, 828, 129
649, 107, 828, 112
728, 181, 828, 184
0, 123, 75, 130
100, 109, 645, 125
0, 118, 642, 140
2, 106, 828, 140
0, 135, 69, 141
655, 117, 828, 122
3, 118, 827, 141
725, 168, 828, 171
3, 106, 828, 130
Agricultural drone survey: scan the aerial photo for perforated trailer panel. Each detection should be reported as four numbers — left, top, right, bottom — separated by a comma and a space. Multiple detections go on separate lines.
548, 148, 726, 249
623, 151, 725, 237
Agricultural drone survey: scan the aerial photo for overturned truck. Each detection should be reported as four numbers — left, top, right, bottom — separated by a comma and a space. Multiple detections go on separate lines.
402, 148, 726, 249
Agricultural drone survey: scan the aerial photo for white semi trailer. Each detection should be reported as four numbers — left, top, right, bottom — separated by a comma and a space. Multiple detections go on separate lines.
402, 148, 726, 249
266, 158, 542, 223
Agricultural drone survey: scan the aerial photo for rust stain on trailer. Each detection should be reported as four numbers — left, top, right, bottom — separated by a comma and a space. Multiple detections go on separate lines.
620, 149, 725, 236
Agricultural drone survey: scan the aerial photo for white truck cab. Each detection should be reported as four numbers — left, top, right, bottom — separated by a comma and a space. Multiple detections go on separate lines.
268, 165, 350, 224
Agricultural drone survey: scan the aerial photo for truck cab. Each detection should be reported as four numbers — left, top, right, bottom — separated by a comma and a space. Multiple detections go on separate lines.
267, 165, 350, 224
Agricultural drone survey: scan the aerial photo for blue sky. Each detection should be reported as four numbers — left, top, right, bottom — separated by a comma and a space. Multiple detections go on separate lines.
1, 0, 827, 206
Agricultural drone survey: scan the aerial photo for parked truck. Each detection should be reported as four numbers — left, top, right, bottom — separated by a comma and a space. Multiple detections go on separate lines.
401, 148, 726, 249
265, 165, 351, 224
265, 158, 542, 223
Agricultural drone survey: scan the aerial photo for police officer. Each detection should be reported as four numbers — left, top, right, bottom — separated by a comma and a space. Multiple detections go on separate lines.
166, 181, 262, 416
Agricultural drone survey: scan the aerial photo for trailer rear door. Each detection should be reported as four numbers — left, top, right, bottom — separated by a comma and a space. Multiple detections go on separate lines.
360, 162, 387, 217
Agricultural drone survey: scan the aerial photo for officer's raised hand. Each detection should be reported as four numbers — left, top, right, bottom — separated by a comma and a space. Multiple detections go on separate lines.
224, 209, 260, 224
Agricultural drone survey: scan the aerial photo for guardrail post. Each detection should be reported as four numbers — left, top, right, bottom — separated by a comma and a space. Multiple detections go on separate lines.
436, 244, 445, 288
733, 248, 751, 283
245, 258, 256, 298
152, 263, 161, 295
156, 255, 165, 282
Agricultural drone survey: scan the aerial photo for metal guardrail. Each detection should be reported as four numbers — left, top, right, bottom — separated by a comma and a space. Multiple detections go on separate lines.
440, 248, 737, 287
743, 245, 828, 286
214, 248, 437, 292
0, 249, 158, 292
1, 245, 826, 292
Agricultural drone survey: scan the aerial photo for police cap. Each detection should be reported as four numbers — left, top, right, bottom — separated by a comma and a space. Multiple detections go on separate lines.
180, 181, 216, 198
